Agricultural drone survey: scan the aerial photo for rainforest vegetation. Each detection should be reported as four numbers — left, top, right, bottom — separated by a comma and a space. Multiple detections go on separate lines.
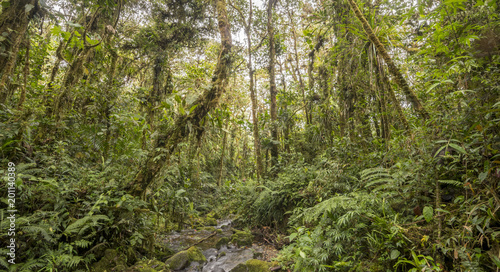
0, 0, 499, 271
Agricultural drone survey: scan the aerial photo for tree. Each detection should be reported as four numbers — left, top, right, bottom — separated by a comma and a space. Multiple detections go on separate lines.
127, 0, 233, 197
267, 0, 279, 169
346, 0, 430, 119
0, 0, 40, 104
229, 0, 263, 181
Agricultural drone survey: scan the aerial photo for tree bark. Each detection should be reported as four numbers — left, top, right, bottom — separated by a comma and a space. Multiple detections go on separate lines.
346, 0, 430, 119
128, 0, 232, 197
0, 0, 39, 104
267, 0, 279, 169
17, 39, 30, 110
218, 121, 228, 186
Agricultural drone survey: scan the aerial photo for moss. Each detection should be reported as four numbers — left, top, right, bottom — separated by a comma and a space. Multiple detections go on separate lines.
155, 244, 176, 261
217, 251, 226, 258
229, 259, 273, 272
206, 216, 218, 226
215, 237, 230, 249
126, 259, 170, 272
198, 226, 216, 232
91, 249, 127, 272
230, 230, 253, 247
165, 246, 206, 270
216, 229, 223, 234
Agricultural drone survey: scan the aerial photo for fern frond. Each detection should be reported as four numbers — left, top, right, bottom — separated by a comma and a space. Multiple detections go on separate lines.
18, 258, 46, 272
21, 225, 54, 242
438, 180, 463, 187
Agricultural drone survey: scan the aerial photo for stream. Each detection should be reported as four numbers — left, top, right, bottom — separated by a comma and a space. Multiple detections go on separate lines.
159, 219, 278, 272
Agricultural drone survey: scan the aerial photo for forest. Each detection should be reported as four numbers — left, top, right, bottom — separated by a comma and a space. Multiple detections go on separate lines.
0, 0, 499, 271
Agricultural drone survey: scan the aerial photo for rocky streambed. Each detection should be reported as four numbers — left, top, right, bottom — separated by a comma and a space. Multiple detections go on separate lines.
91, 219, 279, 272
160, 219, 279, 272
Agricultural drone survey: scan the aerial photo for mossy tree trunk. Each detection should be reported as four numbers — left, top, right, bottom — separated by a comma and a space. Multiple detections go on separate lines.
0, 0, 39, 104
128, 0, 232, 197
346, 0, 430, 119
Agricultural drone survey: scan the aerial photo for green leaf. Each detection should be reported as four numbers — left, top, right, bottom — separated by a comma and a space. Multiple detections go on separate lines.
390, 250, 400, 260
25, 4, 34, 13
189, 104, 198, 114
175, 94, 182, 103
289, 232, 297, 242
479, 172, 488, 182
448, 143, 467, 155
299, 251, 306, 258
67, 22, 83, 28
423, 206, 433, 223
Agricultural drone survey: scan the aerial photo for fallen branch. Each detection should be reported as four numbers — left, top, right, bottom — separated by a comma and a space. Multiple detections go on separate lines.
182, 231, 217, 251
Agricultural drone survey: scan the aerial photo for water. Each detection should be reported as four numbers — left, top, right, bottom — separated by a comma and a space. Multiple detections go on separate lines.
160, 219, 276, 272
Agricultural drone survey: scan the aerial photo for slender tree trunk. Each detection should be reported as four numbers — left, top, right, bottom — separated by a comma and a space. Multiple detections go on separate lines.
17, 39, 30, 110
287, 8, 310, 125
218, 121, 228, 186
346, 0, 430, 119
243, 0, 263, 181
379, 58, 410, 130
267, 0, 279, 169
128, 0, 232, 197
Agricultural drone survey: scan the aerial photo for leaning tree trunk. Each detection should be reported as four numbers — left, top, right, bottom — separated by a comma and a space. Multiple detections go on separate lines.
0, 0, 39, 104
127, 0, 232, 197
346, 0, 430, 119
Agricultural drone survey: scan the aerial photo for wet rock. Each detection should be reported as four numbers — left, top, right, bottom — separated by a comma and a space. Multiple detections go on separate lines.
126, 259, 170, 272
230, 230, 253, 247
229, 259, 273, 272
91, 249, 128, 272
203, 248, 218, 262
215, 237, 230, 250
206, 216, 218, 226
199, 226, 216, 232
165, 246, 207, 270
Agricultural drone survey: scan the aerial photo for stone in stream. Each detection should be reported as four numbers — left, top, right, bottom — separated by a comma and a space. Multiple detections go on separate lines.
230, 230, 253, 247
229, 259, 274, 272
215, 237, 230, 250
91, 248, 128, 271
165, 246, 207, 270
126, 259, 169, 272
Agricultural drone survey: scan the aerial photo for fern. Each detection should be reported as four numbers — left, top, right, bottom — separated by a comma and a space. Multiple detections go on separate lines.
64, 214, 109, 236
438, 179, 462, 187
73, 239, 92, 249
0, 256, 8, 269
16, 258, 46, 272
21, 225, 55, 242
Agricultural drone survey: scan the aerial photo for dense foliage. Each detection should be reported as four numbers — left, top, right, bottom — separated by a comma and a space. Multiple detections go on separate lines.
0, 0, 499, 271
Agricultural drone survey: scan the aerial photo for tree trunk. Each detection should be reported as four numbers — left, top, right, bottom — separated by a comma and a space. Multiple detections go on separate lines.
379, 58, 410, 130
244, 0, 263, 181
17, 39, 30, 110
127, 0, 232, 197
218, 121, 228, 186
0, 0, 39, 104
267, 0, 279, 169
346, 0, 430, 119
